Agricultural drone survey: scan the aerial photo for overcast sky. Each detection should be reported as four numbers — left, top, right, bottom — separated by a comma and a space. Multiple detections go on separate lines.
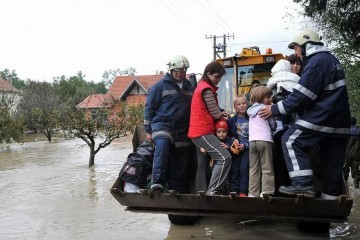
0, 0, 302, 82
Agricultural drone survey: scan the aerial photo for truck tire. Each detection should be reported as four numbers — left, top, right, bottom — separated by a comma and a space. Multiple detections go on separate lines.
296, 221, 330, 233
168, 214, 198, 225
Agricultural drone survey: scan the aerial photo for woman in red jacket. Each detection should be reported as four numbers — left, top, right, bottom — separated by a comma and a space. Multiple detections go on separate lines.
188, 62, 232, 195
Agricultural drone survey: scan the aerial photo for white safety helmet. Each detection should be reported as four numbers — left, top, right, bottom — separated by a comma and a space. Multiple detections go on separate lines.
288, 29, 323, 49
168, 55, 190, 70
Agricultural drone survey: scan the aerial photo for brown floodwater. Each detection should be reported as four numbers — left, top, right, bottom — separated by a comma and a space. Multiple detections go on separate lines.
0, 134, 359, 239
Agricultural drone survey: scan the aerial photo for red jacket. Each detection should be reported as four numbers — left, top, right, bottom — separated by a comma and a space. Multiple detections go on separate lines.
188, 80, 218, 138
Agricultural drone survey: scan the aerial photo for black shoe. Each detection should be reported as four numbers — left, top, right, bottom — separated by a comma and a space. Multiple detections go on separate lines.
278, 185, 315, 197
150, 184, 164, 193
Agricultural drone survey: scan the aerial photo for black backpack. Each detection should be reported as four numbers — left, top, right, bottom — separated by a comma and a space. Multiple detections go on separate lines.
119, 141, 153, 187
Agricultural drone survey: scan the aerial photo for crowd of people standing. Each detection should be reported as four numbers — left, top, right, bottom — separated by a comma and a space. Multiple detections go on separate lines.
143, 29, 357, 199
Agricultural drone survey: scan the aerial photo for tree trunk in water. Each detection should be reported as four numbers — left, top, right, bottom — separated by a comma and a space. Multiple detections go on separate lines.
88, 145, 95, 168
89, 152, 95, 168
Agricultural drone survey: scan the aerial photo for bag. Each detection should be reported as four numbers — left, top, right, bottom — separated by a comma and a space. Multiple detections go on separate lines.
119, 152, 152, 187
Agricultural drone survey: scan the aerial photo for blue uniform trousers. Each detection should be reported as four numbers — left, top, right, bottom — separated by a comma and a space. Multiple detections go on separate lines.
152, 137, 193, 193
281, 126, 347, 197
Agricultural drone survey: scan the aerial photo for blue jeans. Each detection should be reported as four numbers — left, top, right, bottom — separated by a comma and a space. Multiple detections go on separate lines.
229, 150, 249, 194
152, 137, 194, 193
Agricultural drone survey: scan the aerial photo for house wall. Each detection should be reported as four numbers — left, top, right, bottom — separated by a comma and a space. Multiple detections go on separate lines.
125, 94, 146, 106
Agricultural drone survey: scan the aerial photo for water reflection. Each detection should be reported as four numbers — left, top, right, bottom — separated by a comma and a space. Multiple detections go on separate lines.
0, 135, 360, 239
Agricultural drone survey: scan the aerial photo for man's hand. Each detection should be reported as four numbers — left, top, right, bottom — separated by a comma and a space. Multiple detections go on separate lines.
258, 105, 273, 119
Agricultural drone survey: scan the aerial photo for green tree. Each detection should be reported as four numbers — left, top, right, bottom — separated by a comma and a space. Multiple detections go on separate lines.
293, 0, 360, 119
0, 100, 24, 144
17, 81, 62, 141
0, 69, 26, 90
60, 100, 143, 167
53, 71, 108, 106
102, 67, 137, 88
293, 0, 360, 60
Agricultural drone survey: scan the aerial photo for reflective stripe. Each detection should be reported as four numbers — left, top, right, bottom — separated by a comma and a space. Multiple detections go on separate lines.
289, 169, 313, 178
277, 101, 287, 115
296, 119, 350, 134
293, 84, 317, 100
285, 129, 314, 178
286, 129, 302, 172
174, 141, 192, 148
152, 131, 173, 142
324, 79, 345, 91
201, 135, 226, 195
182, 90, 193, 96
162, 89, 178, 97
144, 119, 150, 125
321, 193, 338, 200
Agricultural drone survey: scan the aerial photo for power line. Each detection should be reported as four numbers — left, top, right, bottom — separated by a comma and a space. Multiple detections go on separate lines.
157, 0, 213, 35
203, 0, 233, 33
157, 0, 187, 23
195, 0, 229, 34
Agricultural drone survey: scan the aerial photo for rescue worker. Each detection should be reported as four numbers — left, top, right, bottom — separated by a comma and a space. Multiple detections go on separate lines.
144, 55, 195, 194
259, 29, 351, 199
343, 116, 360, 189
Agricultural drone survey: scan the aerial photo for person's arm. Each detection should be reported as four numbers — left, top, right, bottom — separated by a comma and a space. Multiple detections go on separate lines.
272, 63, 326, 116
144, 85, 161, 141
202, 89, 223, 120
260, 63, 324, 119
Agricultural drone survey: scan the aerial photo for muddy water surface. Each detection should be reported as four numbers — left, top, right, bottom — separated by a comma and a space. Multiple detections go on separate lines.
0, 135, 359, 239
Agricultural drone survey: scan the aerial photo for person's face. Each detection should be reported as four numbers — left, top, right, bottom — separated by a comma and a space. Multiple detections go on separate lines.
234, 97, 248, 114
172, 67, 187, 81
216, 128, 227, 140
293, 44, 303, 58
263, 95, 272, 105
291, 62, 302, 75
207, 72, 222, 86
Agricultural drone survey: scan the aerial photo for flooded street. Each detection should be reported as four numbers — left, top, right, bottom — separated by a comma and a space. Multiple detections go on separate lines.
1, 135, 360, 239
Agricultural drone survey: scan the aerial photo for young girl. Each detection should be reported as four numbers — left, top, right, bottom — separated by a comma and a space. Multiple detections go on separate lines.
228, 95, 250, 197
246, 86, 276, 197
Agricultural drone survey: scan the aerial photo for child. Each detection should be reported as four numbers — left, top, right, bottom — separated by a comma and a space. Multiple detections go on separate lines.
199, 120, 239, 192
228, 95, 250, 197
214, 119, 240, 155
246, 86, 276, 197
267, 59, 300, 102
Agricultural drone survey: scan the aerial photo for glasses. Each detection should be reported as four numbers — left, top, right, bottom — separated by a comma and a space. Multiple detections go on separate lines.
173, 68, 187, 73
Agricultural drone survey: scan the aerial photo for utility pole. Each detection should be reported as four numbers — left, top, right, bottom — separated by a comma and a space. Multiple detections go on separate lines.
206, 33, 234, 61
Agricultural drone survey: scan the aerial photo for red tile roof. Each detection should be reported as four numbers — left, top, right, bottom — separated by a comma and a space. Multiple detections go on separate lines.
0, 77, 21, 93
106, 75, 161, 99
77, 94, 112, 109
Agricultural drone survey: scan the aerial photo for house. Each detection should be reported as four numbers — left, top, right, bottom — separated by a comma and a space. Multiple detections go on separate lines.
77, 74, 162, 112
77, 73, 197, 113
0, 76, 22, 111
106, 75, 161, 106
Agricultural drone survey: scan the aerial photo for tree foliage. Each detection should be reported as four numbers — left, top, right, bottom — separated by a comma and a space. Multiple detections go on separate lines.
0, 68, 26, 90
102, 67, 137, 88
60, 100, 144, 167
17, 81, 62, 141
53, 71, 107, 106
293, 0, 360, 120
0, 100, 24, 144
293, 0, 360, 60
